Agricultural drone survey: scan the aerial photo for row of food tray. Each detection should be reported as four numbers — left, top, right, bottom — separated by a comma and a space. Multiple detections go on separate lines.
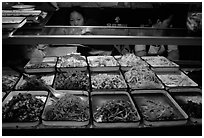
2, 54, 201, 128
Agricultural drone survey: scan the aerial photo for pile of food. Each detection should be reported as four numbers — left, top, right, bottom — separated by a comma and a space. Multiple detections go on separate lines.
25, 62, 55, 69
94, 99, 139, 122
142, 56, 178, 67
58, 55, 87, 67
175, 96, 202, 118
54, 70, 89, 90
3, 93, 44, 122
2, 74, 19, 92
17, 76, 47, 90
88, 56, 118, 67
139, 99, 180, 121
116, 54, 148, 67
124, 66, 163, 89
91, 73, 127, 89
157, 72, 198, 87
43, 93, 89, 121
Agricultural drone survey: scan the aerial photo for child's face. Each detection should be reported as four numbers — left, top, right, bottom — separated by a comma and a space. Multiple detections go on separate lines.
69, 11, 84, 26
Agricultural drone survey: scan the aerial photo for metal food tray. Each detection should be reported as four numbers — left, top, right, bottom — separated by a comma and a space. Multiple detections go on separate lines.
121, 68, 164, 90
131, 90, 188, 127
53, 70, 90, 91
2, 69, 20, 92
56, 55, 87, 71
2, 17, 27, 28
2, 91, 48, 128
24, 58, 56, 73
169, 88, 202, 124
87, 56, 119, 72
114, 55, 149, 70
15, 74, 55, 90
91, 71, 128, 91
91, 91, 141, 128
141, 56, 179, 73
156, 71, 198, 90
42, 90, 90, 127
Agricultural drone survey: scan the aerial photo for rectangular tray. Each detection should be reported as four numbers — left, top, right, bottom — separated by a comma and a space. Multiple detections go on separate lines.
2, 91, 48, 128
141, 56, 179, 73
2, 17, 27, 28
169, 88, 202, 125
121, 67, 164, 90
91, 71, 128, 91
87, 56, 119, 72
131, 90, 188, 127
156, 71, 198, 90
42, 90, 90, 127
91, 91, 141, 128
15, 74, 55, 91
53, 70, 90, 91
24, 58, 57, 73
114, 55, 149, 69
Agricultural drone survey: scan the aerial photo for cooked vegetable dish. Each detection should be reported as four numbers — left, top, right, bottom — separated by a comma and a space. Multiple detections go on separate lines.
124, 66, 163, 89
175, 96, 202, 118
88, 56, 118, 67
25, 62, 55, 69
54, 70, 89, 90
44, 93, 89, 121
18, 76, 47, 90
58, 55, 87, 67
91, 73, 127, 89
3, 93, 44, 122
116, 54, 148, 67
94, 99, 139, 122
139, 99, 181, 121
2, 75, 19, 92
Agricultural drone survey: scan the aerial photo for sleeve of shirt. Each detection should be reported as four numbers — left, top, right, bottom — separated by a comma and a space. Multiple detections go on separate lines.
134, 45, 146, 52
167, 45, 178, 52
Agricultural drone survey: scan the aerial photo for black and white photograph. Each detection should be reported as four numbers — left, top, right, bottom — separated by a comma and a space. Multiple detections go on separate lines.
2, 1, 202, 136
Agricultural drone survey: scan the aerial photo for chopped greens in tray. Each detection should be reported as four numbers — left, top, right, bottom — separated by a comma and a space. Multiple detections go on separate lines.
116, 54, 148, 67
88, 56, 118, 67
54, 70, 89, 90
2, 75, 19, 92
3, 93, 44, 122
57, 54, 87, 67
25, 62, 55, 69
91, 73, 127, 89
93, 99, 139, 122
43, 93, 89, 121
124, 66, 163, 89
174, 95, 202, 118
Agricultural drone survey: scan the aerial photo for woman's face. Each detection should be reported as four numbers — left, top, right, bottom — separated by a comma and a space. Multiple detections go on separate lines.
69, 11, 84, 26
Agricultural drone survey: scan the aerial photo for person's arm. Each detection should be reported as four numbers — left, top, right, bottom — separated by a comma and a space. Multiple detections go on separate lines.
134, 45, 147, 56
167, 45, 179, 60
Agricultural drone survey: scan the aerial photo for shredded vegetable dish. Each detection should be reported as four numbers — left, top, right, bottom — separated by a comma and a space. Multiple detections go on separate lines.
3, 93, 44, 122
88, 56, 118, 67
94, 99, 139, 122
44, 93, 89, 121
2, 75, 19, 92
91, 73, 127, 89
124, 66, 163, 89
58, 55, 87, 67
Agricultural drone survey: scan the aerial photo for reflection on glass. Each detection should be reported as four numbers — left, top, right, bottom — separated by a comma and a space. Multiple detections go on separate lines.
13, 26, 192, 37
